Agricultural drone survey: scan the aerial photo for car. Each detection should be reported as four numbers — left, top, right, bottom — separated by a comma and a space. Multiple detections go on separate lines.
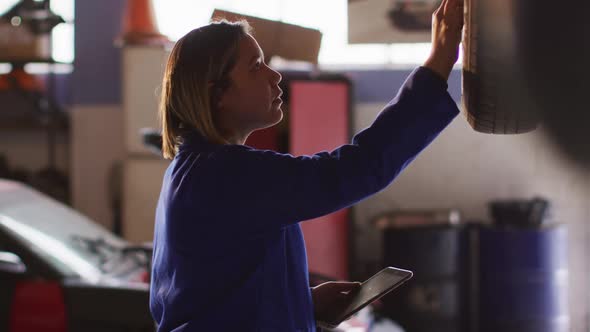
0, 175, 378, 331
0, 179, 155, 332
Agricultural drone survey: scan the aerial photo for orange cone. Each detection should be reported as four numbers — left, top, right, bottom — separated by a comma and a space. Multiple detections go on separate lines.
117, 0, 171, 47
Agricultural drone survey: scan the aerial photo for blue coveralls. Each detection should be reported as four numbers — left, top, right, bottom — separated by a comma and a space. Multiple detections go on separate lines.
150, 66, 459, 331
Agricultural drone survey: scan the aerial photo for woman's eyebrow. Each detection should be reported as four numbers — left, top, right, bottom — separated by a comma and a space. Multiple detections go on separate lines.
259, 49, 266, 62
248, 54, 260, 65
248, 49, 265, 65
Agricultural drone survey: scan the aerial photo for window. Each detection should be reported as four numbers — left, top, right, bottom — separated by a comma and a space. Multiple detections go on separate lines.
153, 0, 455, 68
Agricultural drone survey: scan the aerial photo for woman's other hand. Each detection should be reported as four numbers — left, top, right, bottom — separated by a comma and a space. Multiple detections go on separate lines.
312, 281, 361, 324
424, 0, 465, 80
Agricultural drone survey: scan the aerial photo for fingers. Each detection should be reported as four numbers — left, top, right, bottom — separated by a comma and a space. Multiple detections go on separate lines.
441, 0, 464, 31
442, 0, 464, 17
443, 0, 453, 14
335, 282, 362, 295
341, 281, 361, 290
323, 281, 361, 292
445, 0, 464, 12
435, 0, 447, 16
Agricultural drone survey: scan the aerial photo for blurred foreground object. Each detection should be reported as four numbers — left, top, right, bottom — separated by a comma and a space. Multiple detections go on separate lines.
462, 0, 589, 167
517, 0, 589, 166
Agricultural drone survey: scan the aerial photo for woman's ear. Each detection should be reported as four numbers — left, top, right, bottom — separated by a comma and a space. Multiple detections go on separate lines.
208, 81, 224, 109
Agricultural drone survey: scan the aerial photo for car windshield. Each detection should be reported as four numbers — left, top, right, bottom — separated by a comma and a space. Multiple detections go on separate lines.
0, 180, 147, 282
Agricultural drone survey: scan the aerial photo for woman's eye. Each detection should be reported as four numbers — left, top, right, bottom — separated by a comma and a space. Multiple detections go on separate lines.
254, 61, 262, 71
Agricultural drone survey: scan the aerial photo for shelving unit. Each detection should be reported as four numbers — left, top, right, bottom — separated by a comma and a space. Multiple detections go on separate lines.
0, 59, 70, 203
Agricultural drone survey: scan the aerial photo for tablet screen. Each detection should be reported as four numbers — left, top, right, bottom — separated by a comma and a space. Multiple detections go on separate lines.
324, 267, 413, 327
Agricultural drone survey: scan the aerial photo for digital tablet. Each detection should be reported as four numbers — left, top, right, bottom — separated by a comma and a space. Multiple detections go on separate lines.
317, 267, 413, 330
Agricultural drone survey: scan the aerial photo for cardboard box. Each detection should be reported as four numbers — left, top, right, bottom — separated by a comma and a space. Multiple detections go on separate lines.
211, 9, 322, 64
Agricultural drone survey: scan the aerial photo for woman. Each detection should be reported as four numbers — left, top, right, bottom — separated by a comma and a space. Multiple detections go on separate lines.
150, 0, 464, 330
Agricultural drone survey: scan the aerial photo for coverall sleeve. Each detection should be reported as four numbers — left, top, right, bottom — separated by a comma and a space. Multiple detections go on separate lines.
201, 66, 460, 229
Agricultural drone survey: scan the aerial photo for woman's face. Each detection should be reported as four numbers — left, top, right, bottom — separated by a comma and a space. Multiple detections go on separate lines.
215, 33, 283, 142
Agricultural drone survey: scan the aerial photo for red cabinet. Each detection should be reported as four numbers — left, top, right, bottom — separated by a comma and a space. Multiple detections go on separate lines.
246, 74, 352, 280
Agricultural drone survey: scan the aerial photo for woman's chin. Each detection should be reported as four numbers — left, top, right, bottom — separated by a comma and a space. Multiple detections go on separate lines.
254, 109, 283, 131
270, 106, 283, 122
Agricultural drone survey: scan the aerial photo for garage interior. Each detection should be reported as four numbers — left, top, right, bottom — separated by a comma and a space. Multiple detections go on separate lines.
0, 0, 587, 331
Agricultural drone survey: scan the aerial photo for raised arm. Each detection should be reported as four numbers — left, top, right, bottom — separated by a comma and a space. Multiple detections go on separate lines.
195, 66, 459, 231
194, 0, 465, 231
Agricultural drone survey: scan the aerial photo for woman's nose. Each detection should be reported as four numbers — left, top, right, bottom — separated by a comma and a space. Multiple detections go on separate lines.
269, 68, 282, 85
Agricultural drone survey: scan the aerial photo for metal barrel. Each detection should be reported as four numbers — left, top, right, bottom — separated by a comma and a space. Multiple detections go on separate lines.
478, 225, 569, 332
381, 225, 470, 332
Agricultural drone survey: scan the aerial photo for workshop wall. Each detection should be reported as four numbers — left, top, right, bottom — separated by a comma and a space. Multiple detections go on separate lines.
352, 100, 590, 331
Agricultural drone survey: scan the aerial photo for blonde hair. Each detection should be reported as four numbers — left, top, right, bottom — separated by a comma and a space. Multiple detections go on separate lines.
159, 20, 252, 159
